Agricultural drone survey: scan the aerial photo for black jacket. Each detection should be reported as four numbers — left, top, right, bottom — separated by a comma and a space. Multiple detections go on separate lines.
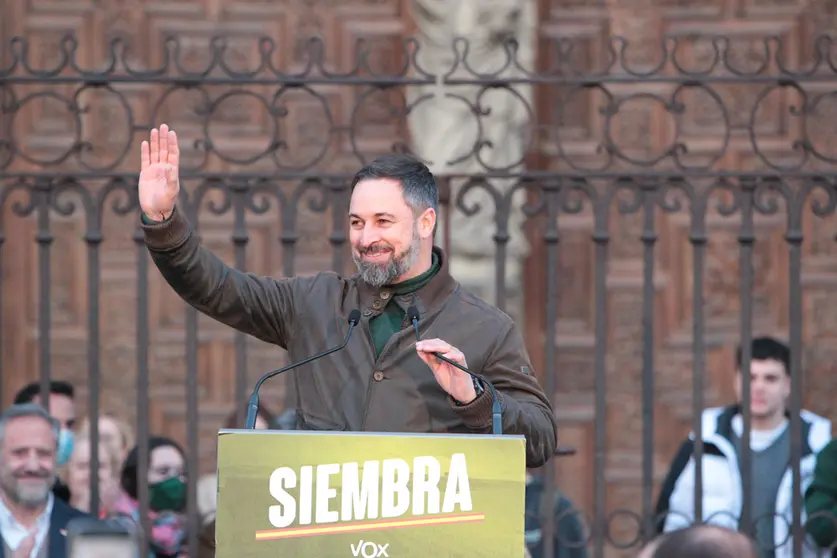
52, 477, 71, 503
525, 475, 589, 558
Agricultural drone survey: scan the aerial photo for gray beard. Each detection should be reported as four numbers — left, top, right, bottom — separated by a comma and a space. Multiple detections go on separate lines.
353, 233, 420, 288
1, 475, 53, 510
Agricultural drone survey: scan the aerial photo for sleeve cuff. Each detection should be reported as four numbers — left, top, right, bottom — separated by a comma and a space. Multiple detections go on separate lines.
140, 212, 164, 225
449, 389, 497, 429
140, 206, 191, 251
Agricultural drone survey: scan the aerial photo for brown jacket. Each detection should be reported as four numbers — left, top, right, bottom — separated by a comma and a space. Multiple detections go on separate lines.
142, 207, 557, 467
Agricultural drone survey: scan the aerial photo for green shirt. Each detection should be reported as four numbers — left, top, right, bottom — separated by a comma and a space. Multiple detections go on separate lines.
369, 252, 440, 359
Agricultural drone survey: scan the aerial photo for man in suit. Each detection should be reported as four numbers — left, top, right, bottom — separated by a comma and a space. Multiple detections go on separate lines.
13, 381, 78, 504
0, 403, 88, 558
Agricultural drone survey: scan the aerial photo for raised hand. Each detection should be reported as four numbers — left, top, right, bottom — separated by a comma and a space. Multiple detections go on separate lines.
139, 124, 180, 222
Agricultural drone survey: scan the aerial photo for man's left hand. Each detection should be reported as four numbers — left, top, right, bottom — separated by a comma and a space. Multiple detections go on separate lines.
415, 338, 478, 404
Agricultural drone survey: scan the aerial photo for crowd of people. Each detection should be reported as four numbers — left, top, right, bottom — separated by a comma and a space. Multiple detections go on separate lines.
0, 379, 247, 557
5, 335, 837, 558
0, 382, 586, 558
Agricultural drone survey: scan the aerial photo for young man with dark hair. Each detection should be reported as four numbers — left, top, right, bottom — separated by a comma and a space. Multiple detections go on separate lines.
655, 336, 831, 558
134, 124, 557, 468
13, 381, 78, 504
14, 381, 76, 430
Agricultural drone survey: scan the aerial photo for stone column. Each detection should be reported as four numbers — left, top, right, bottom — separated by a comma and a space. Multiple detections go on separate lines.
407, 0, 536, 324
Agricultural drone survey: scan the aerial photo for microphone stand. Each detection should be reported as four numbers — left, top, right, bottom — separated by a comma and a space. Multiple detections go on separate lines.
407, 307, 503, 435
245, 310, 361, 429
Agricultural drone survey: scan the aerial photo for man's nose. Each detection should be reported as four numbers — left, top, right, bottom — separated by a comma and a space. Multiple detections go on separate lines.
359, 224, 381, 246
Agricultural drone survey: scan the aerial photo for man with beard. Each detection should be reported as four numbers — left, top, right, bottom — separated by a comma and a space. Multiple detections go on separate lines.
135, 124, 557, 467
13, 381, 78, 504
0, 403, 88, 558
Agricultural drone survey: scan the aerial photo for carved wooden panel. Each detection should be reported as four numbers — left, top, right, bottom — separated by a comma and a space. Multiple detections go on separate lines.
1, 0, 411, 474
531, 0, 837, 555
4, 0, 837, 554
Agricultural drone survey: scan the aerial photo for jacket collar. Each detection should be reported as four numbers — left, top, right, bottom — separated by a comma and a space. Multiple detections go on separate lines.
714, 404, 814, 457
356, 246, 458, 318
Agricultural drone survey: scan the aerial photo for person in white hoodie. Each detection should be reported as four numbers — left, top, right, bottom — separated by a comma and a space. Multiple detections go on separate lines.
654, 336, 832, 558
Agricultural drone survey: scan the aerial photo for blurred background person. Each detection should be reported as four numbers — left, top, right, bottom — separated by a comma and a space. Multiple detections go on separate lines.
109, 437, 188, 558
66, 434, 122, 517
13, 380, 78, 503
0, 403, 88, 558
77, 408, 136, 464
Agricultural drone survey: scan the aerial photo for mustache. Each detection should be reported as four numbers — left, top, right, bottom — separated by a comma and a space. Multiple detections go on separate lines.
358, 242, 393, 255
13, 470, 50, 479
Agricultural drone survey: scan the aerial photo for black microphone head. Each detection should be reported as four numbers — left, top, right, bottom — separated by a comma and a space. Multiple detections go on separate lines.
407, 306, 420, 322
348, 309, 361, 325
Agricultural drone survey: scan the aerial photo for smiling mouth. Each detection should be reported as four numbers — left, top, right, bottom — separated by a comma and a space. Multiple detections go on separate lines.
363, 251, 391, 260
17, 477, 46, 484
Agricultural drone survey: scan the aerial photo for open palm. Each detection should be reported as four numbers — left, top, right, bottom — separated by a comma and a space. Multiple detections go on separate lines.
139, 123, 180, 221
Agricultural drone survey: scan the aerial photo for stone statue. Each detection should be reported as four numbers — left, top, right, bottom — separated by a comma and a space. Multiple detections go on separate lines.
407, 0, 536, 320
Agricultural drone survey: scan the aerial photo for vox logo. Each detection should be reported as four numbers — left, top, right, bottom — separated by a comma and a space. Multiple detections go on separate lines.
350, 540, 390, 557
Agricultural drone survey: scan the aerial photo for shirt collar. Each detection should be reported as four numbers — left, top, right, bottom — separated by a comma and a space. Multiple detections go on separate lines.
0, 490, 54, 528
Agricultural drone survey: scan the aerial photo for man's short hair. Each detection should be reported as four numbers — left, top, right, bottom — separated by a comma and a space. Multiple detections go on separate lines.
351, 154, 439, 216
0, 403, 61, 447
651, 525, 757, 558
13, 380, 75, 404
736, 336, 790, 376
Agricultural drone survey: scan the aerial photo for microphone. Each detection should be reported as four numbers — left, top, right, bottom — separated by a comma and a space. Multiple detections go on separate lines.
407, 306, 503, 436
244, 309, 362, 429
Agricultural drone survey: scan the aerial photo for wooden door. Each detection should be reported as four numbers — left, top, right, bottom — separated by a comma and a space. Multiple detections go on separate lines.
1, 0, 412, 475
526, 0, 837, 553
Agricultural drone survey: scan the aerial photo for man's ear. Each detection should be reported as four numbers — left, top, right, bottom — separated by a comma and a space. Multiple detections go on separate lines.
418, 208, 436, 240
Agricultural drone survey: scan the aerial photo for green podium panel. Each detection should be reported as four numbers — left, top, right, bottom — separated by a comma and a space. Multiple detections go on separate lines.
216, 429, 527, 557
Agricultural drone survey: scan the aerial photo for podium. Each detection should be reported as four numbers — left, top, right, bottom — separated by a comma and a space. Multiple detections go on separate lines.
215, 429, 527, 557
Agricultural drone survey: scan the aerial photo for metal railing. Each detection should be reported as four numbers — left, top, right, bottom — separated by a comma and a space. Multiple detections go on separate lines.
2, 32, 837, 557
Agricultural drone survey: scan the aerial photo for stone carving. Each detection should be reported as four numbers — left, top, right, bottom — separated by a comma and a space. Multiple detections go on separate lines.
407, 0, 536, 319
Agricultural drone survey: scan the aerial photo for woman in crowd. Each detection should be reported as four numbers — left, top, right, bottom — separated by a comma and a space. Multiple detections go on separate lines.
78, 408, 135, 463
66, 435, 122, 516
109, 436, 189, 557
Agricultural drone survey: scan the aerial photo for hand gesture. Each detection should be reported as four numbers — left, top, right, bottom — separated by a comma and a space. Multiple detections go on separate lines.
12, 531, 36, 558
139, 124, 180, 221
415, 338, 477, 404
100, 475, 121, 509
